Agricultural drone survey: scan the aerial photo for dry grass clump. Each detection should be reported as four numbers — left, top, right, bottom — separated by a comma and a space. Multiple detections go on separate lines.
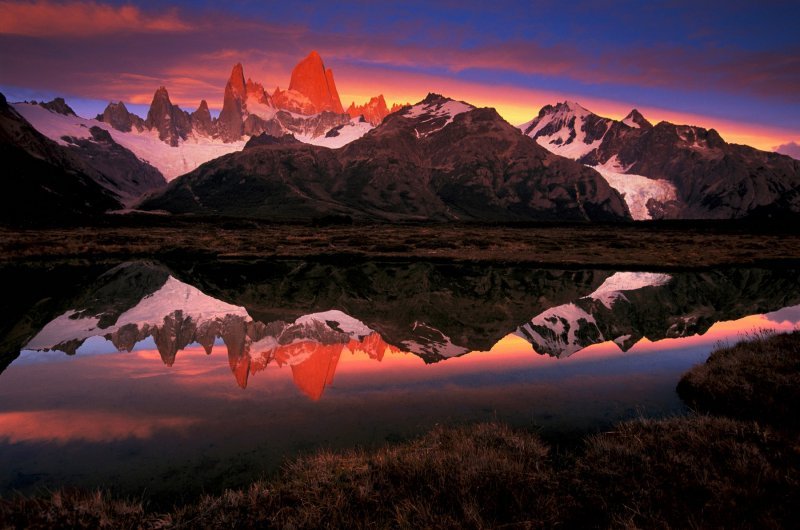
2, 417, 798, 529
677, 330, 800, 429
0, 489, 147, 529
165, 422, 560, 529
568, 415, 800, 529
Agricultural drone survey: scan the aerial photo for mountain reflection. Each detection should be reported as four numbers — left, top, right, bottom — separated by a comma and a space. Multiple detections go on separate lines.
4, 260, 800, 399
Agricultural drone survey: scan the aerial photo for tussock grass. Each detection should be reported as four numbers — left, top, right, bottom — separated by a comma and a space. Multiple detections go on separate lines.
678, 330, 800, 429
0, 489, 147, 529
569, 415, 799, 529
164, 422, 560, 529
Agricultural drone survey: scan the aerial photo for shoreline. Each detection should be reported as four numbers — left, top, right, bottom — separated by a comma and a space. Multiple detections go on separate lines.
2, 331, 798, 528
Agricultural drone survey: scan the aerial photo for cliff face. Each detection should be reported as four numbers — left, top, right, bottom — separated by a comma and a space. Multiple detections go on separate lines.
217, 63, 247, 142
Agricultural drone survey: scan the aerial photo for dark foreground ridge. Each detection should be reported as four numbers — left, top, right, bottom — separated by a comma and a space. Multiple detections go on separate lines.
2, 332, 799, 529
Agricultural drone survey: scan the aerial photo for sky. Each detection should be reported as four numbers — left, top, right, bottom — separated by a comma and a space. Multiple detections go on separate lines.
1, 0, 798, 152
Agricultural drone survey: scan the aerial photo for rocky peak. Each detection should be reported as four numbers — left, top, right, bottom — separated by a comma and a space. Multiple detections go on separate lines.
287, 50, 344, 114
244, 132, 302, 149
347, 94, 390, 125
661, 123, 726, 150
97, 101, 144, 133
144, 86, 192, 147
420, 93, 448, 106
39, 97, 76, 116
622, 109, 652, 129
228, 63, 246, 99
218, 63, 247, 142
191, 99, 214, 136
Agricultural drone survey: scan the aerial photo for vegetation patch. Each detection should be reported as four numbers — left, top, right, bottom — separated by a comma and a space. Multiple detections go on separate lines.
678, 330, 800, 429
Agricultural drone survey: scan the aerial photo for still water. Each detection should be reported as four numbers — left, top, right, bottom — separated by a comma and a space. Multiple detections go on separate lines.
1, 259, 798, 500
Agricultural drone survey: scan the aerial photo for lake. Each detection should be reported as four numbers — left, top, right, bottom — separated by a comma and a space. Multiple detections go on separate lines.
1, 259, 798, 503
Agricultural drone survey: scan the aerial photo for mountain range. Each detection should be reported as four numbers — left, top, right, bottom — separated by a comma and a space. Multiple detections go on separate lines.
2, 50, 799, 223
139, 93, 630, 221
520, 101, 800, 219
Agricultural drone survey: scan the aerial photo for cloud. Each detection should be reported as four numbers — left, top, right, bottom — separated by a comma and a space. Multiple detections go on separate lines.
774, 141, 800, 160
0, 0, 191, 37
0, 0, 797, 151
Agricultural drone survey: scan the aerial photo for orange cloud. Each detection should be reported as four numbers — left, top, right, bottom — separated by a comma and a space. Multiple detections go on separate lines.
0, 0, 190, 37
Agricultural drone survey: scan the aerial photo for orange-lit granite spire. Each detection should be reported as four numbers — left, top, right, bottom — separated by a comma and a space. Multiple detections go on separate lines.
287, 50, 344, 114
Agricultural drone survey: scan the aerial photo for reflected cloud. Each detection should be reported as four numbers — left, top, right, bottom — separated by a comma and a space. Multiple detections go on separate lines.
0, 410, 196, 443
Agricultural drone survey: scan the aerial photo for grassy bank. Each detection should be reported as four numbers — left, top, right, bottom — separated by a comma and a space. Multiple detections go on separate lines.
678, 330, 800, 430
2, 333, 799, 528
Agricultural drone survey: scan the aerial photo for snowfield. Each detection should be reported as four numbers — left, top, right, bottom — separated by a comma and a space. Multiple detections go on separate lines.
13, 102, 376, 175
14, 102, 247, 181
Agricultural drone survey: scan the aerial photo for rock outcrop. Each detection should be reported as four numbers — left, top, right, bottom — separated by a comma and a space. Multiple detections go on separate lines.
38, 97, 76, 116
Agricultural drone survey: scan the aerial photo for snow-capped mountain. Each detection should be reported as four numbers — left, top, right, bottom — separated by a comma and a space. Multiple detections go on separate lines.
520, 102, 800, 219
399, 94, 474, 137
0, 93, 124, 220
519, 101, 613, 159
11, 51, 383, 188
139, 93, 630, 221
15, 99, 242, 182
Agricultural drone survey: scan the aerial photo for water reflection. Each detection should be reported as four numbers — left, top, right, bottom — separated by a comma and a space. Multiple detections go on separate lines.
7, 261, 800, 398
1, 259, 799, 498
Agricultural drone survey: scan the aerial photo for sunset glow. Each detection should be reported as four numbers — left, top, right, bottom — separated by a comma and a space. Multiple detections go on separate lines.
1, 0, 797, 152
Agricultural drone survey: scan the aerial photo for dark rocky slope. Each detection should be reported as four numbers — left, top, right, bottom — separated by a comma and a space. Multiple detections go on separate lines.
140, 94, 631, 222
